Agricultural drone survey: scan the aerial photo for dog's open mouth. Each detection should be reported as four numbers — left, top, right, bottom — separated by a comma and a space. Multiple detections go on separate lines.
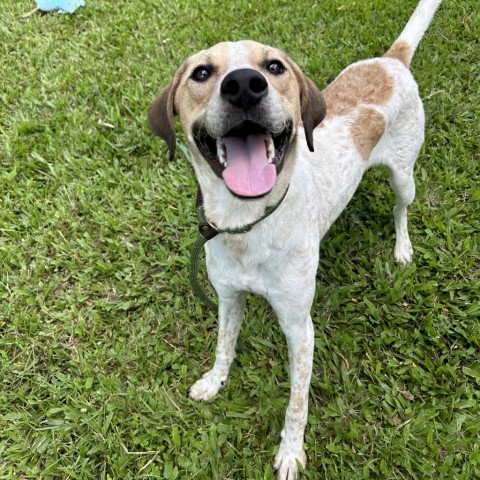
193, 120, 293, 198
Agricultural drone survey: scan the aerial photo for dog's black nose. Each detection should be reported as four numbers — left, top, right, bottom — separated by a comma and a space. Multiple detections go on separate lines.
221, 68, 268, 111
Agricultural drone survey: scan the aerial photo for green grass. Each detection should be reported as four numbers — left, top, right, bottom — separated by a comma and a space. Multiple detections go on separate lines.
0, 0, 479, 478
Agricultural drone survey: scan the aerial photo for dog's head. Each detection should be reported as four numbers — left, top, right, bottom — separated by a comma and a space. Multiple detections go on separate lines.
149, 40, 326, 199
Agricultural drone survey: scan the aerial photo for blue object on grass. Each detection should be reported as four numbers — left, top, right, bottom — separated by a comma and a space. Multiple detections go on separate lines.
36, 0, 85, 13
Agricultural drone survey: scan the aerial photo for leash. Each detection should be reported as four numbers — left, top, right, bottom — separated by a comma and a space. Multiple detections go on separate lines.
189, 186, 290, 312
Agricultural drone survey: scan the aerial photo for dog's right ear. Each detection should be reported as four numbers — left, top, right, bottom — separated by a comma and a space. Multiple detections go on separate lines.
148, 84, 176, 160
148, 64, 187, 160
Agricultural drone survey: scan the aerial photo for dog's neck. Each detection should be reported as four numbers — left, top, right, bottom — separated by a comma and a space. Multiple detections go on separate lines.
196, 184, 290, 240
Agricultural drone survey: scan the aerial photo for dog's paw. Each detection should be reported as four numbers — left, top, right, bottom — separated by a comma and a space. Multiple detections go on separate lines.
188, 370, 226, 401
394, 238, 413, 265
274, 448, 307, 480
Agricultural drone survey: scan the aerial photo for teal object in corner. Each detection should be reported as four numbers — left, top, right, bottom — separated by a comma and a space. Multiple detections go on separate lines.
36, 0, 85, 13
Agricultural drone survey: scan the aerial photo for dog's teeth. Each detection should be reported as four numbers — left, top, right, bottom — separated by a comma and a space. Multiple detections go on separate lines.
217, 139, 227, 167
265, 137, 275, 163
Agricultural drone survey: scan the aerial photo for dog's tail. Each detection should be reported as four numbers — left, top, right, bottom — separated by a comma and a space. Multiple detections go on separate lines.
384, 0, 442, 68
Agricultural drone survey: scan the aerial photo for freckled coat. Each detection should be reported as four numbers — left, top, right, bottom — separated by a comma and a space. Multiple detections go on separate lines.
148, 1, 442, 478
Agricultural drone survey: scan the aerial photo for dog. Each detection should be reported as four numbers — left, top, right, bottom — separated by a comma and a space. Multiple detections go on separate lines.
148, 0, 442, 477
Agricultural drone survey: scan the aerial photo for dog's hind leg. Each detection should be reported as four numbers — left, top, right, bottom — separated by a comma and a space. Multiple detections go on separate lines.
389, 165, 416, 264
188, 290, 246, 401
378, 96, 423, 265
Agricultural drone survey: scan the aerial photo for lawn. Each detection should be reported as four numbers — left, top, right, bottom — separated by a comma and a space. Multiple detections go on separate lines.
0, 0, 479, 478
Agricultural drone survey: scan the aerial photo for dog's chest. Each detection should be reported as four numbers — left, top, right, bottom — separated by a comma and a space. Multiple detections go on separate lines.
204, 204, 322, 303
205, 228, 288, 296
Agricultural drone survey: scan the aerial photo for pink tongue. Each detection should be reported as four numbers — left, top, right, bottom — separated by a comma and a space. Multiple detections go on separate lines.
221, 134, 277, 197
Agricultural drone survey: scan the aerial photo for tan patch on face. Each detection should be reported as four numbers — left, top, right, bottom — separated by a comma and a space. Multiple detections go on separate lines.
244, 41, 303, 120
244, 41, 326, 150
323, 62, 394, 117
175, 43, 230, 129
244, 40, 274, 66
384, 40, 412, 68
351, 107, 386, 161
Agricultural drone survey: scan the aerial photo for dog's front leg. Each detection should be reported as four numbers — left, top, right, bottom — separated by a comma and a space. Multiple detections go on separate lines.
188, 289, 246, 401
273, 311, 314, 480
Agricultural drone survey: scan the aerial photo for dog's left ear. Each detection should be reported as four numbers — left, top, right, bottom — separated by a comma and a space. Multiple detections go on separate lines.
299, 76, 327, 152
148, 63, 187, 160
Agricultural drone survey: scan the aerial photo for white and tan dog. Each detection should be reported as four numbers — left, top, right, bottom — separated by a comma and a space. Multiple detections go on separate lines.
149, 0, 442, 477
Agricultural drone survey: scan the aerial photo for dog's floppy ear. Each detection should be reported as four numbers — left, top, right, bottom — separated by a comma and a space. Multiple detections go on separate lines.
299, 76, 326, 152
148, 63, 187, 160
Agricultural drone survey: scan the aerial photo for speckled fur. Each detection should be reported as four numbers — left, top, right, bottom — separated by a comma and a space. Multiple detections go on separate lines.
149, 1, 442, 478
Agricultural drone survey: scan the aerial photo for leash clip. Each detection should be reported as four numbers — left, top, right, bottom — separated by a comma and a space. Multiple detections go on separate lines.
198, 220, 219, 240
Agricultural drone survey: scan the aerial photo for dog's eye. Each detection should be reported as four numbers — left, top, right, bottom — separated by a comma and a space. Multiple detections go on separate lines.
266, 60, 286, 75
191, 66, 211, 82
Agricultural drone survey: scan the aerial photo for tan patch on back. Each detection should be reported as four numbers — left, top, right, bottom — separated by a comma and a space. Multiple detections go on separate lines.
384, 40, 412, 68
323, 62, 394, 117
351, 107, 386, 161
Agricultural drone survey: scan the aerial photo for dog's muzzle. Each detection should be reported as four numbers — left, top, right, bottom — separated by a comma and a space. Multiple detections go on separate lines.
193, 69, 293, 199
